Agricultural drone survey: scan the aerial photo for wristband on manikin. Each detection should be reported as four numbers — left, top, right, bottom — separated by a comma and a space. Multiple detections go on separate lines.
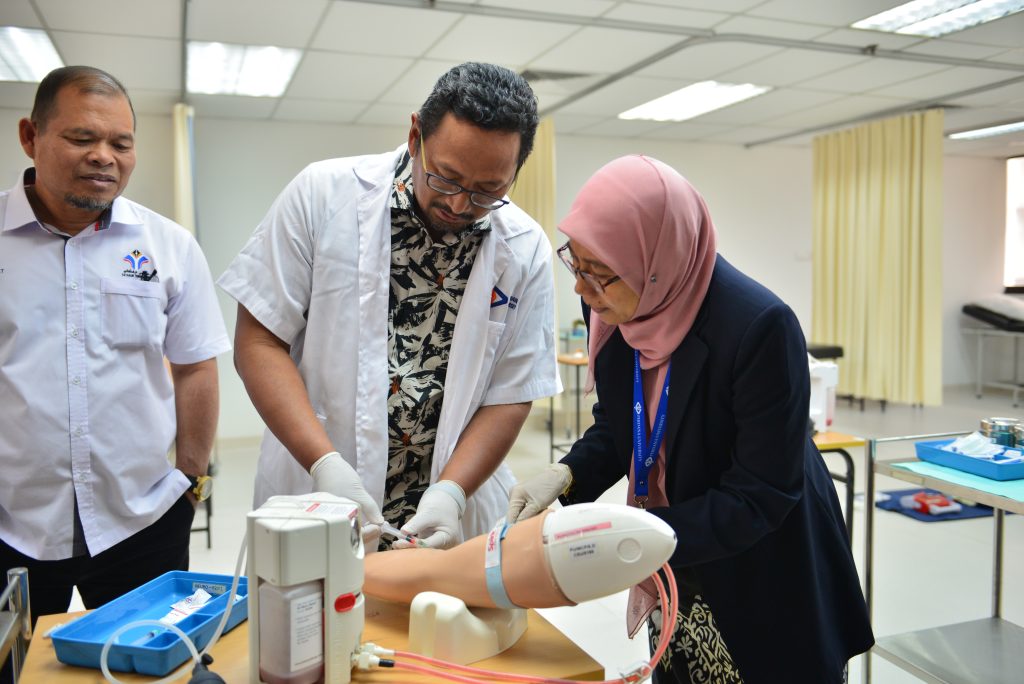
484, 521, 518, 609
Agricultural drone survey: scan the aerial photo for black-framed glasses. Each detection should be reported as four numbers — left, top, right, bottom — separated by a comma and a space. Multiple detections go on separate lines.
557, 242, 621, 295
419, 136, 511, 211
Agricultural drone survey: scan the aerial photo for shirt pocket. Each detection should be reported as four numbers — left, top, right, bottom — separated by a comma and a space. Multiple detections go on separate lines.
100, 277, 167, 349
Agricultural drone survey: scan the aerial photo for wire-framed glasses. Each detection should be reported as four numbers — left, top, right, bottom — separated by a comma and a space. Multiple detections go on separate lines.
419, 136, 511, 210
556, 242, 622, 295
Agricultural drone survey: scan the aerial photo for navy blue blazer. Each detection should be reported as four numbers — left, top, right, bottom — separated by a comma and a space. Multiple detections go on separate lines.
561, 256, 873, 683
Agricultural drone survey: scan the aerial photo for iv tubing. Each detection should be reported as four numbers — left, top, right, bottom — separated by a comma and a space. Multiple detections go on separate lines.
372, 563, 678, 684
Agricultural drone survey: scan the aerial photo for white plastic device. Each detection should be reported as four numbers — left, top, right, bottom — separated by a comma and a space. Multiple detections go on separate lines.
542, 503, 677, 604
808, 354, 838, 434
408, 592, 528, 664
247, 493, 365, 684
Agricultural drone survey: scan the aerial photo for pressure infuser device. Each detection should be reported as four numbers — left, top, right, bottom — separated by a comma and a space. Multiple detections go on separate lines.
247, 494, 365, 684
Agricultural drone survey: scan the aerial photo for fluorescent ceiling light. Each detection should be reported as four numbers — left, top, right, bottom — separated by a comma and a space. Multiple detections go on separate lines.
0, 27, 63, 82
852, 0, 1024, 37
187, 41, 301, 97
618, 81, 771, 122
948, 120, 1024, 140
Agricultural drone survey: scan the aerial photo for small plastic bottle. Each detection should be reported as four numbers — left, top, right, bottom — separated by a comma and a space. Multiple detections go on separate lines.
258, 580, 325, 684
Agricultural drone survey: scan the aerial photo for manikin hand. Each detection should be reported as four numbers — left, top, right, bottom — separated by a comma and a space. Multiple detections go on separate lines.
394, 480, 466, 550
309, 451, 384, 549
506, 463, 573, 523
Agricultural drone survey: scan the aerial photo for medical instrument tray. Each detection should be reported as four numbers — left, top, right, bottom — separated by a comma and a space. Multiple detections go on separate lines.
50, 571, 249, 676
915, 439, 1024, 481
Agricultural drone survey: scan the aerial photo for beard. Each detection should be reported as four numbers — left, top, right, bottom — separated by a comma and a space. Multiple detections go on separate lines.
427, 200, 476, 235
65, 193, 113, 212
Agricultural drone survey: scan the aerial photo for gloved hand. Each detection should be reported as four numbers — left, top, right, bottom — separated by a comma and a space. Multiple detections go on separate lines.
310, 451, 384, 548
394, 480, 466, 549
506, 463, 573, 523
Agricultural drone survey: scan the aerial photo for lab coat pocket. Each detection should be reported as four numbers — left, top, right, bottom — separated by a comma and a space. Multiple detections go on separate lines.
101, 277, 167, 350
467, 320, 505, 409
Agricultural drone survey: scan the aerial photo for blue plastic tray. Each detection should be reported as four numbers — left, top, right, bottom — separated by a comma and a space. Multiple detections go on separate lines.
915, 439, 1024, 481
51, 571, 248, 676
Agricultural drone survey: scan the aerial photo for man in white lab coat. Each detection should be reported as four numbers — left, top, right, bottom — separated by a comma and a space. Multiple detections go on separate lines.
219, 63, 559, 549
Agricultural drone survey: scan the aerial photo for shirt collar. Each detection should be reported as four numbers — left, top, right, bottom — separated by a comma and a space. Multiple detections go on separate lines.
1, 167, 143, 235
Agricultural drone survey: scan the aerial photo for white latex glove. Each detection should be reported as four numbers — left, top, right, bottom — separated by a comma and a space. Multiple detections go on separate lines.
394, 480, 466, 550
506, 463, 573, 523
310, 451, 384, 548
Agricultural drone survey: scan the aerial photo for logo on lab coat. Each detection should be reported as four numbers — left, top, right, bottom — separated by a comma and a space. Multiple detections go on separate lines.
121, 249, 159, 282
490, 287, 518, 310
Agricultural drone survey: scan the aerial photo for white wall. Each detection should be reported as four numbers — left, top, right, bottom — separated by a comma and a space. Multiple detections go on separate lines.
0, 104, 1009, 440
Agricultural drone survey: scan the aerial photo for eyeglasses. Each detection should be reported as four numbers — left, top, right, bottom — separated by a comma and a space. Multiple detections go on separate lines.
419, 136, 511, 211
557, 242, 621, 295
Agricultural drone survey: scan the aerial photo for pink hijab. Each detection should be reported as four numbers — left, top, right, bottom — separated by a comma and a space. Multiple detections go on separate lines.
559, 155, 717, 388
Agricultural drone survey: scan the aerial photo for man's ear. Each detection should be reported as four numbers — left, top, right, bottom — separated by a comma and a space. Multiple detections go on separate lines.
407, 112, 420, 159
18, 118, 37, 159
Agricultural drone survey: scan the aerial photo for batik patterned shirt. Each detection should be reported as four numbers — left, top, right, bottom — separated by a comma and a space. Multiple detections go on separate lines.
382, 151, 488, 540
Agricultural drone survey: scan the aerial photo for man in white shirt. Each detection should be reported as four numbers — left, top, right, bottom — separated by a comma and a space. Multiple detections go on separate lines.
0, 66, 230, 634
219, 63, 559, 550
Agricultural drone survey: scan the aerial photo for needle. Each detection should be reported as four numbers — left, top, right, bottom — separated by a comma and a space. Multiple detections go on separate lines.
380, 522, 427, 547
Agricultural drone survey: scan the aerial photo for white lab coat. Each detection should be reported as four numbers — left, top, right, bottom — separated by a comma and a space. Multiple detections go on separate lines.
219, 146, 560, 540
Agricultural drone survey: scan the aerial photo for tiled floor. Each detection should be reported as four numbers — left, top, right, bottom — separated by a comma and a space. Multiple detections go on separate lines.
79, 384, 1024, 682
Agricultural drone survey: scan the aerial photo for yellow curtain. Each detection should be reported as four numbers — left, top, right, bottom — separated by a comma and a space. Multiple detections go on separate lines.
509, 117, 557, 245
812, 109, 944, 406
172, 103, 197, 236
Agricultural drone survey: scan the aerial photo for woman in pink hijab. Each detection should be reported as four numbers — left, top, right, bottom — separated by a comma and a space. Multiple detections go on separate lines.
507, 156, 872, 683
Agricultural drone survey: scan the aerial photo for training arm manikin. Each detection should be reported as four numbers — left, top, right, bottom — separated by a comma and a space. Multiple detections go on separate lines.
364, 503, 676, 609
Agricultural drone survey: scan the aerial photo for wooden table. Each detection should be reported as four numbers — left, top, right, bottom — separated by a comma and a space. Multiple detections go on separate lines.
550, 352, 589, 463
22, 599, 603, 682
813, 431, 866, 540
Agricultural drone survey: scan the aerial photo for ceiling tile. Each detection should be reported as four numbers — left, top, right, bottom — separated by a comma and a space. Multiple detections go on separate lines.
311, 2, 461, 57
715, 48, 868, 87
903, 39, 1008, 61
129, 89, 180, 116
478, 0, 615, 16
529, 26, 683, 75
51, 32, 180, 91
188, 94, 277, 120
188, 0, 328, 47
637, 120, 734, 141
711, 15, 833, 41
375, 59, 466, 107
798, 58, 949, 95
557, 75, 689, 117
870, 66, 1021, 100
577, 117, 677, 138
946, 82, 1024, 109
426, 16, 578, 66
356, 102, 417, 128
273, 98, 368, 124
748, 0, 898, 27
631, 0, 762, 12
549, 112, 606, 134
812, 28, 925, 51
765, 93, 915, 129
0, 80, 42, 113
944, 106, 1024, 132
702, 124, 794, 145
989, 48, 1024, 66
35, 0, 179, 38
695, 88, 839, 125
601, 3, 729, 29
0, 0, 42, 28
939, 11, 1024, 48
287, 52, 413, 101
638, 41, 783, 80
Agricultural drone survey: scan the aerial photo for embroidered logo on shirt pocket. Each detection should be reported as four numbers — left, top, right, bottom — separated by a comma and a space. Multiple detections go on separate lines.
100, 277, 166, 350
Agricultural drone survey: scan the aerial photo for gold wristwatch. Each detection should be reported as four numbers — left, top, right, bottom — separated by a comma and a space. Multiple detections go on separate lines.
186, 474, 213, 502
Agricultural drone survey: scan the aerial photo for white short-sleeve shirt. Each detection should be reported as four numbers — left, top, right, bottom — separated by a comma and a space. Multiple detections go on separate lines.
0, 170, 231, 560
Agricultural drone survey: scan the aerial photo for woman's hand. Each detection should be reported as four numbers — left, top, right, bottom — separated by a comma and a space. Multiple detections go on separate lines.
506, 463, 573, 522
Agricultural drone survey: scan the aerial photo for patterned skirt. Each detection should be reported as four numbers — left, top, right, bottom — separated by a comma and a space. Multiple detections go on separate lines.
646, 594, 744, 684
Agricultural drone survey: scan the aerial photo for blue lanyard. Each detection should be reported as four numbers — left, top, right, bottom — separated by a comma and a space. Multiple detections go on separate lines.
632, 349, 671, 506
